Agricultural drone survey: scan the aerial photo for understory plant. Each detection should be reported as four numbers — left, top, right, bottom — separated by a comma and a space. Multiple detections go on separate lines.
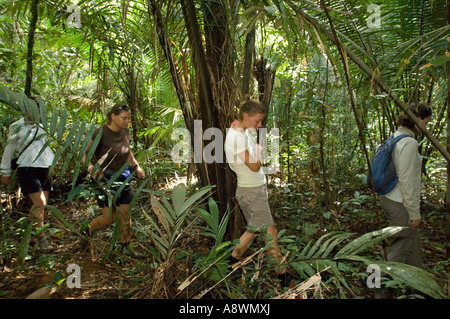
287, 227, 446, 299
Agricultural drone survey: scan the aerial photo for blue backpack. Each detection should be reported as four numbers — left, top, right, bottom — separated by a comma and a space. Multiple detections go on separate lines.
366, 134, 410, 195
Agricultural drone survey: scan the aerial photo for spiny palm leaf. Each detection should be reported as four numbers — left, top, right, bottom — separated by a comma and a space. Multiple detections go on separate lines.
141, 184, 214, 262
0, 86, 98, 182
281, 0, 447, 105
347, 255, 446, 299
291, 226, 446, 298
197, 197, 230, 246
334, 226, 404, 258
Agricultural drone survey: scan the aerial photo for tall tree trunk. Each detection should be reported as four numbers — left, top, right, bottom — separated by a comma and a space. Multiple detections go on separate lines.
241, 26, 255, 97
197, 0, 241, 238
150, 0, 244, 239
148, 0, 207, 189
180, 0, 215, 190
253, 57, 276, 127
181, 0, 243, 238
147, 0, 194, 134
125, 65, 138, 146
181, 0, 214, 129
25, 0, 39, 97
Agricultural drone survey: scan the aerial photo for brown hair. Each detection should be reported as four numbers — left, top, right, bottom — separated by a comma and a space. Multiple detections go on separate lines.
396, 103, 432, 130
236, 98, 265, 121
106, 103, 129, 125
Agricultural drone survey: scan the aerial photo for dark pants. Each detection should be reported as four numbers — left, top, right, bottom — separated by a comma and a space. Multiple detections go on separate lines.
95, 169, 134, 208
17, 167, 52, 196
380, 196, 424, 269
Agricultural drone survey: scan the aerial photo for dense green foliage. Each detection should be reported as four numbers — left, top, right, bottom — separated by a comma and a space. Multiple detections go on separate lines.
0, 0, 448, 299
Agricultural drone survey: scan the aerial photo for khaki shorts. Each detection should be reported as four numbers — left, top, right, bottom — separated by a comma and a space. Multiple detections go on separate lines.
236, 185, 274, 228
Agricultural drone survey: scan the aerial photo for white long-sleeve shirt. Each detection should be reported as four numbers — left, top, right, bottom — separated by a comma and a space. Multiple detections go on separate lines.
382, 126, 422, 220
1, 118, 55, 176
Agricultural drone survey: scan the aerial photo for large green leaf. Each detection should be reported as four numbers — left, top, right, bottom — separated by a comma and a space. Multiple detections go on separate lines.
346, 255, 446, 299
197, 197, 230, 246
45, 205, 79, 234
17, 222, 33, 267
334, 226, 405, 258
142, 184, 214, 262
172, 183, 187, 215
291, 226, 444, 298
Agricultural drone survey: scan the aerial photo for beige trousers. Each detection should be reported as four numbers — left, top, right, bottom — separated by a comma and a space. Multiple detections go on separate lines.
380, 196, 425, 269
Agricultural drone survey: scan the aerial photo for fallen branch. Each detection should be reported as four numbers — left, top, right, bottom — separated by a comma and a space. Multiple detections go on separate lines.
273, 266, 331, 299
191, 248, 264, 299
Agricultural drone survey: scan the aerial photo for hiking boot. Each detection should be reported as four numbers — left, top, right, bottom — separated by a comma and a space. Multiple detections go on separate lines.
374, 287, 395, 299
79, 226, 92, 250
277, 272, 296, 288
37, 236, 55, 253
227, 255, 240, 270
126, 250, 146, 260
119, 242, 146, 260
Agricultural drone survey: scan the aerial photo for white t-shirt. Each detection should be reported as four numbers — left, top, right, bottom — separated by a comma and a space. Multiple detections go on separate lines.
224, 127, 266, 187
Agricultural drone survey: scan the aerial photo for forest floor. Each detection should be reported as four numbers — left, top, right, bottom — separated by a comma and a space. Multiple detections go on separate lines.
0, 176, 448, 299
0, 200, 144, 299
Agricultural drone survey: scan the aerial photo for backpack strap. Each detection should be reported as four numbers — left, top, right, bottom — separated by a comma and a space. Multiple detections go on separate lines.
391, 134, 411, 143
18, 125, 39, 158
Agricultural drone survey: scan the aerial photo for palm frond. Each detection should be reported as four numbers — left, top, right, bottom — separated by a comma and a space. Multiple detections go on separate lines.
291, 226, 446, 298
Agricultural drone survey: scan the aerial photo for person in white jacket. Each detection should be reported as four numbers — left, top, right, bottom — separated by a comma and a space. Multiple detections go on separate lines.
1, 100, 55, 252
380, 103, 432, 269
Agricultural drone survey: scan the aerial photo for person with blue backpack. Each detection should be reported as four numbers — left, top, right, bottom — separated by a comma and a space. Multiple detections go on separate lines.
379, 103, 431, 270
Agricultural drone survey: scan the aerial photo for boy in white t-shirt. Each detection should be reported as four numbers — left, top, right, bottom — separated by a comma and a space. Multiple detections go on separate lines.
225, 98, 290, 285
